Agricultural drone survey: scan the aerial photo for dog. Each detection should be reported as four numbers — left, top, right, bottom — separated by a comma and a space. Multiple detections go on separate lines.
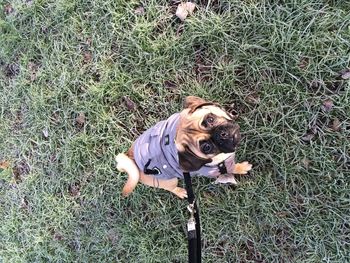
116, 96, 252, 198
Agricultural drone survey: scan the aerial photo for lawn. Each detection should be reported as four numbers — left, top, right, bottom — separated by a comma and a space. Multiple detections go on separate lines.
0, 0, 349, 262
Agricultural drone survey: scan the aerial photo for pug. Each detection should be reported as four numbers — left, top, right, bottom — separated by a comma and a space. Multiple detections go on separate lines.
116, 96, 252, 199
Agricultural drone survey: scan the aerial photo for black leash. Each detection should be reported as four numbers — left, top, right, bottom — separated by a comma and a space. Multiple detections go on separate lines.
183, 172, 201, 263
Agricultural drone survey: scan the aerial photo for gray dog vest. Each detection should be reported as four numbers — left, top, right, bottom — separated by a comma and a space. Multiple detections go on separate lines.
133, 113, 235, 180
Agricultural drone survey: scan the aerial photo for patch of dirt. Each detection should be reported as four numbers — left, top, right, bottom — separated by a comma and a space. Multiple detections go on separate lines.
307, 79, 345, 95
13, 160, 30, 182
28, 61, 39, 82
69, 183, 81, 197
238, 239, 265, 262
134, 6, 145, 15
164, 80, 177, 90
3, 63, 20, 78
75, 112, 86, 129
83, 51, 92, 64
4, 3, 14, 15
122, 96, 137, 111
92, 71, 101, 82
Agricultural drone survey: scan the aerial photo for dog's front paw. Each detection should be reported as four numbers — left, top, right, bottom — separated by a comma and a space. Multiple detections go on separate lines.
171, 187, 188, 199
233, 161, 252, 175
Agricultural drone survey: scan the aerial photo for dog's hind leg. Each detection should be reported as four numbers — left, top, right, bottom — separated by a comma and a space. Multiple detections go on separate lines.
139, 173, 188, 199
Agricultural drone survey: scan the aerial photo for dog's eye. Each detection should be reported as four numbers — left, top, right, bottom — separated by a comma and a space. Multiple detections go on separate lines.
207, 116, 214, 124
200, 141, 214, 154
202, 115, 215, 128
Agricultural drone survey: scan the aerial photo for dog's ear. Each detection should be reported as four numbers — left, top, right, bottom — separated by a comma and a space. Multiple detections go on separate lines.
178, 146, 212, 172
183, 96, 216, 113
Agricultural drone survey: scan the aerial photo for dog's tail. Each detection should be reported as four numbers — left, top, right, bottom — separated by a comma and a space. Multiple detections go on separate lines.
115, 153, 140, 197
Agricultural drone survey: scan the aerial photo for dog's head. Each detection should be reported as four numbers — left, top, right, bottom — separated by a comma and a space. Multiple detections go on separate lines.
176, 96, 241, 172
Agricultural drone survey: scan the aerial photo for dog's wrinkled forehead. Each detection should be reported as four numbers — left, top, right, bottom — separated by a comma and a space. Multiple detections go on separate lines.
190, 105, 232, 121
181, 95, 233, 121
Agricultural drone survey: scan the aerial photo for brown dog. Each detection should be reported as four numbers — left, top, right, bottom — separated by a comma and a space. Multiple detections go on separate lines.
116, 96, 252, 198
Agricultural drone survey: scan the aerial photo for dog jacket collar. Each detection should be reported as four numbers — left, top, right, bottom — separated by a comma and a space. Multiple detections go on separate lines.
133, 113, 235, 180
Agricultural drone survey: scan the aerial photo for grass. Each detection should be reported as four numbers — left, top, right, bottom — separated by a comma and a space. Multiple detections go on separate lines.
0, 0, 349, 262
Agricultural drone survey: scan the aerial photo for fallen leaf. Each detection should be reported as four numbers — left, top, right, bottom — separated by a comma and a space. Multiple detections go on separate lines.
69, 184, 80, 197
4, 3, 14, 15
164, 80, 177, 89
13, 160, 30, 182
26, 0, 33, 7
42, 128, 49, 138
0, 160, 10, 170
276, 211, 288, 218
122, 96, 136, 111
340, 69, 350, 79
321, 98, 334, 112
331, 118, 341, 132
301, 158, 310, 169
75, 112, 86, 126
245, 94, 260, 105
176, 2, 196, 21
83, 51, 92, 63
301, 132, 315, 142
53, 232, 63, 241
298, 57, 309, 69
134, 6, 145, 15
50, 111, 61, 125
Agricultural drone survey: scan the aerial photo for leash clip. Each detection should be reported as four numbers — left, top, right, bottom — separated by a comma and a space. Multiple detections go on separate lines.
187, 201, 196, 232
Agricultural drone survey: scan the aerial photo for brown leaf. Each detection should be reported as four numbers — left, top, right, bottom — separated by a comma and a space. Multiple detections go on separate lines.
164, 80, 177, 89
83, 51, 92, 63
122, 96, 136, 111
298, 57, 309, 69
134, 6, 145, 15
0, 160, 10, 170
13, 160, 30, 182
53, 232, 63, 241
321, 98, 333, 112
75, 112, 86, 126
176, 2, 196, 21
340, 69, 350, 80
331, 118, 341, 132
276, 211, 288, 218
301, 132, 315, 142
69, 184, 80, 197
50, 111, 61, 125
301, 158, 310, 169
4, 3, 14, 15
245, 94, 260, 105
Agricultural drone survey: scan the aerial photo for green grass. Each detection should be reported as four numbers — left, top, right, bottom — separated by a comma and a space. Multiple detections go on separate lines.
1, 0, 349, 262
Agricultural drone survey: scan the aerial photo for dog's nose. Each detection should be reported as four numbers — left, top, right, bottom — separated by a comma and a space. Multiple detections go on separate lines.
212, 123, 240, 152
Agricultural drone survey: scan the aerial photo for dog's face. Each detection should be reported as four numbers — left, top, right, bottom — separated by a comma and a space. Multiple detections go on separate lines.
176, 96, 241, 172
